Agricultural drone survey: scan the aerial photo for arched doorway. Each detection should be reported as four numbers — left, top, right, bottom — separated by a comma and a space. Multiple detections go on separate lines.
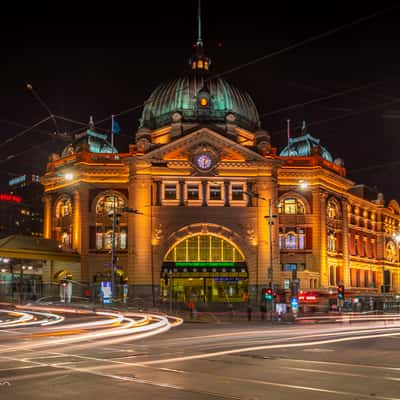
161, 233, 248, 304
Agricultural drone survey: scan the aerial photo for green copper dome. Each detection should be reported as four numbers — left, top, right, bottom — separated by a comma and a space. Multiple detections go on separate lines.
280, 133, 333, 162
139, 75, 261, 131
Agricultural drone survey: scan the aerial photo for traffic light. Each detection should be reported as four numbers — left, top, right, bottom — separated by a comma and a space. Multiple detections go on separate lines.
337, 285, 345, 300
262, 287, 273, 301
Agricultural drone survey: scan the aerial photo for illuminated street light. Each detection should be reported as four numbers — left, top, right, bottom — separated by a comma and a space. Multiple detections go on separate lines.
299, 179, 308, 189
64, 172, 74, 181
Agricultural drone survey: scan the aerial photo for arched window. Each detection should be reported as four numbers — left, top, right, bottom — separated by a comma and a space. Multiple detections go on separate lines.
280, 230, 306, 250
95, 194, 127, 250
327, 199, 341, 220
54, 196, 73, 248
328, 232, 336, 251
329, 265, 336, 286
165, 234, 245, 262
385, 241, 396, 263
285, 232, 297, 249
278, 198, 305, 215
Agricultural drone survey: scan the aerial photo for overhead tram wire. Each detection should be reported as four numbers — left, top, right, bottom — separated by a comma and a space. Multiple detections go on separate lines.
269, 96, 400, 139
1, 6, 397, 165
95, 3, 399, 126
259, 77, 400, 120
26, 83, 61, 135
0, 116, 52, 150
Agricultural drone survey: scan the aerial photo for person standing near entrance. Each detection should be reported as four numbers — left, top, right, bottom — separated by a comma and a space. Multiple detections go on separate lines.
188, 298, 195, 319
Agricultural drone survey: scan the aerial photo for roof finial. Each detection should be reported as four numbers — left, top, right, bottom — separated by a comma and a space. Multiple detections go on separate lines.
301, 120, 307, 135
197, 0, 203, 47
89, 115, 94, 130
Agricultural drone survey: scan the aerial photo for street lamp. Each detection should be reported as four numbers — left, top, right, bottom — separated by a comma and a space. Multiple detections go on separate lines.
108, 197, 143, 303
243, 191, 278, 298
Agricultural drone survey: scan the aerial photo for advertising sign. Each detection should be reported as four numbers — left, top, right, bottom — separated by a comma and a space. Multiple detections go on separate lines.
101, 281, 112, 304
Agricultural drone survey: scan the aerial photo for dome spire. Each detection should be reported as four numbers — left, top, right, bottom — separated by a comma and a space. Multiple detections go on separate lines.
189, 0, 210, 72
197, 0, 203, 48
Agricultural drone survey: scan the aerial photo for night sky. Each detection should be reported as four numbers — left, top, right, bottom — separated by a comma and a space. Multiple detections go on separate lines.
1, 1, 399, 200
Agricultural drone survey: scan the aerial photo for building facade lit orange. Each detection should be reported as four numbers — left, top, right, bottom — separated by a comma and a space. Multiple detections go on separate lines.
41, 40, 400, 307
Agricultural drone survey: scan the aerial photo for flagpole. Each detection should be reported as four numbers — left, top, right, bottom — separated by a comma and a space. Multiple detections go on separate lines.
111, 115, 115, 149
287, 119, 291, 155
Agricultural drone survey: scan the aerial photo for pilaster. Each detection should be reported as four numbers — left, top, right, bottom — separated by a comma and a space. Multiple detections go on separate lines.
341, 198, 350, 287
312, 189, 328, 288
43, 195, 52, 239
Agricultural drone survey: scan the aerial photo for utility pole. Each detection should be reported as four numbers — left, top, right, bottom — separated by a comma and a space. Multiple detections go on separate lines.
110, 195, 118, 303
169, 270, 173, 314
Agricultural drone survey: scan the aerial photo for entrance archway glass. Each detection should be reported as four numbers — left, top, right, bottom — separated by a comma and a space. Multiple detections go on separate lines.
161, 233, 248, 304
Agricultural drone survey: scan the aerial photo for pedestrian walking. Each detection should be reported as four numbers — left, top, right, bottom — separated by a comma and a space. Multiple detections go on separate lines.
188, 298, 195, 319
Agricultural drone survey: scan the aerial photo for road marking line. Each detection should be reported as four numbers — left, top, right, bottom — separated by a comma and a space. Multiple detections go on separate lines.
278, 357, 400, 372
0, 365, 45, 372
139, 331, 400, 365
217, 375, 400, 400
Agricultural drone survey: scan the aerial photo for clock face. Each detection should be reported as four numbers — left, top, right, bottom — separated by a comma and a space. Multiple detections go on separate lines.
196, 154, 212, 170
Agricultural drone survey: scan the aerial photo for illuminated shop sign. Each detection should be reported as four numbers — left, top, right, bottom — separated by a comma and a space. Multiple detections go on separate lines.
298, 292, 319, 301
8, 175, 26, 186
0, 193, 22, 203
175, 262, 235, 267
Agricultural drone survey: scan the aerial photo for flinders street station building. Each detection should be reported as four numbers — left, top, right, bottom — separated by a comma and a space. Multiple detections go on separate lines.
41, 39, 400, 308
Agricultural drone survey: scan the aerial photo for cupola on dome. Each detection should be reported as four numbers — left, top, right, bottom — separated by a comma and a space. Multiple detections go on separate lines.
139, 75, 260, 131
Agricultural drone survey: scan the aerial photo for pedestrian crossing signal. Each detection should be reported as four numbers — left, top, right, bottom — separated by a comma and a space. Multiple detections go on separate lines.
262, 287, 273, 301
338, 285, 345, 300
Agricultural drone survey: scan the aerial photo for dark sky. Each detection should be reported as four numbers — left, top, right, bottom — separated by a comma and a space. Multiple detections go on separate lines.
1, 1, 400, 200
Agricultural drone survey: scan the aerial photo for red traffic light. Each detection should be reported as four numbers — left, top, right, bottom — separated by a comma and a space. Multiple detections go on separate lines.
337, 285, 345, 300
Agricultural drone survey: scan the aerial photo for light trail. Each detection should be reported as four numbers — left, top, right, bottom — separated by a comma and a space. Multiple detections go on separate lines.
0, 309, 64, 328
139, 327, 400, 365
0, 306, 182, 353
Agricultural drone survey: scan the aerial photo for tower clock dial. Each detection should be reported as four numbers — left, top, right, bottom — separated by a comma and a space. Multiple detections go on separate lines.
196, 154, 212, 170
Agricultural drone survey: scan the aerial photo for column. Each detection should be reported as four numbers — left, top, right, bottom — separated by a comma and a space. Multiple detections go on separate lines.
254, 176, 279, 290
224, 180, 230, 207
73, 186, 89, 281
43, 195, 52, 239
202, 180, 208, 207
155, 180, 162, 206
179, 180, 185, 206
312, 189, 328, 288
246, 182, 253, 207
127, 161, 153, 301
341, 198, 350, 287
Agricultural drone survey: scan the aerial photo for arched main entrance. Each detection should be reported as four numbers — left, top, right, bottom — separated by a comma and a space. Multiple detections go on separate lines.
161, 233, 248, 304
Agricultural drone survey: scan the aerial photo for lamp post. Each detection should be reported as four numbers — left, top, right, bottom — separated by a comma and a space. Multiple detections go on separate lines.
243, 191, 277, 308
108, 202, 143, 303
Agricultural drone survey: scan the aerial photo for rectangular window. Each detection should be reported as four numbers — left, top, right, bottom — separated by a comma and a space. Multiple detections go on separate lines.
330, 266, 335, 286
210, 185, 222, 201
284, 199, 297, 214
356, 270, 361, 287
364, 270, 369, 288
298, 234, 305, 249
96, 233, 103, 250
231, 184, 244, 201
187, 184, 200, 200
164, 183, 177, 200
284, 263, 297, 271
120, 228, 127, 250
